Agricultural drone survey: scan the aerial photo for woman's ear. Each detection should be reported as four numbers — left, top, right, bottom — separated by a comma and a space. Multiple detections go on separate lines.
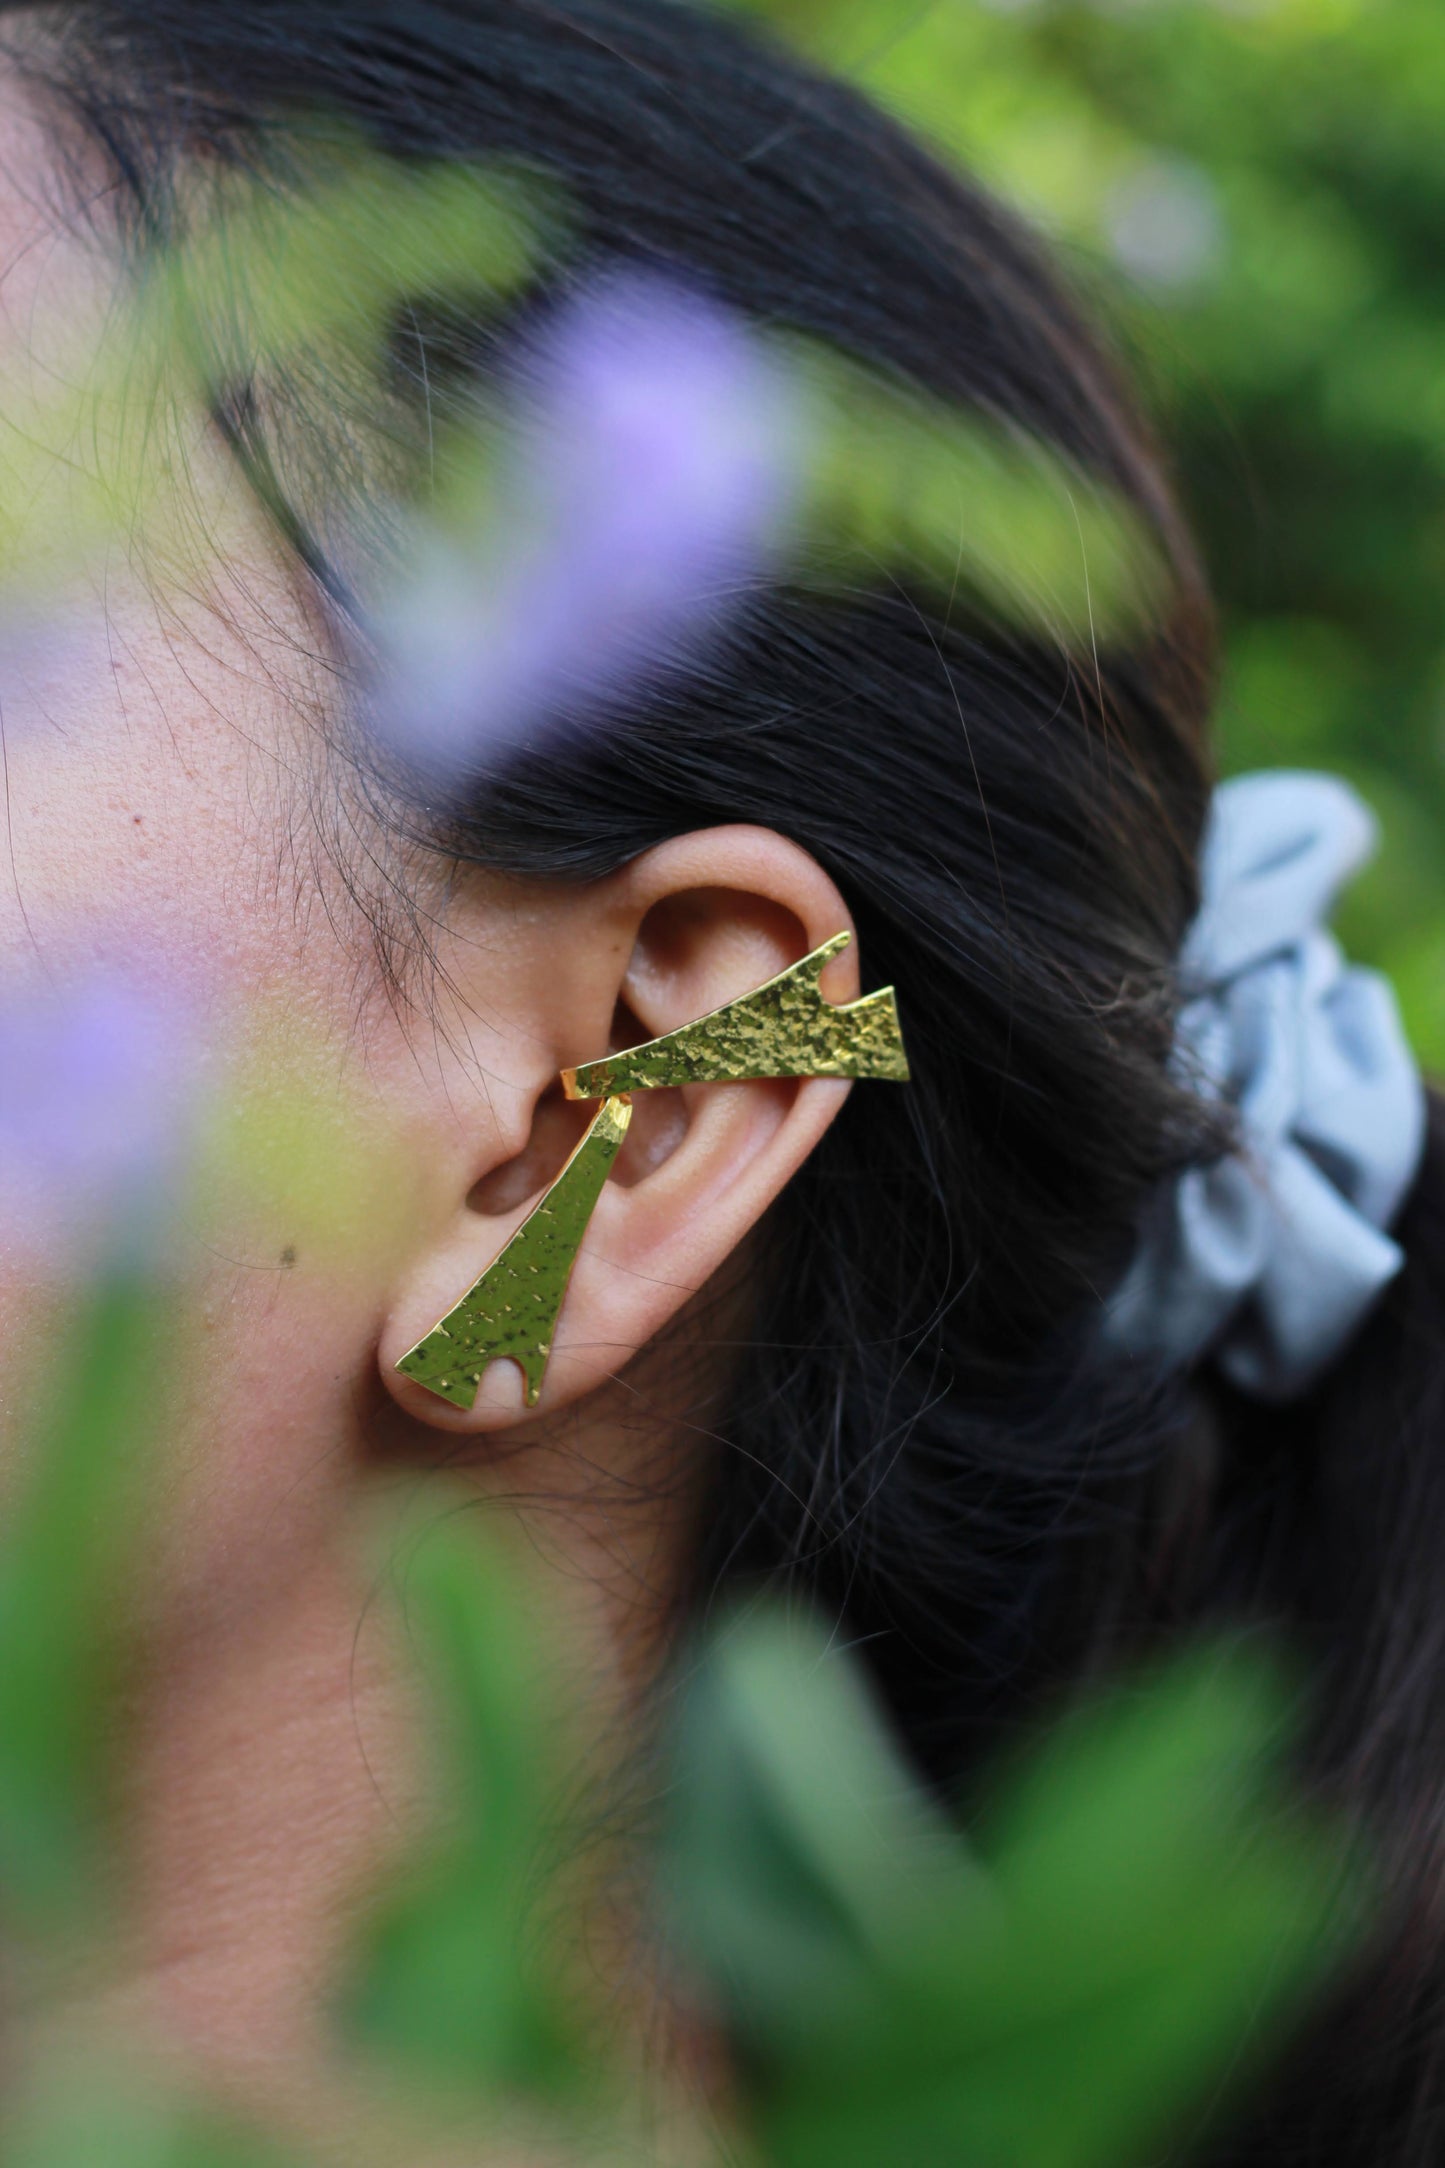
378, 825, 862, 1433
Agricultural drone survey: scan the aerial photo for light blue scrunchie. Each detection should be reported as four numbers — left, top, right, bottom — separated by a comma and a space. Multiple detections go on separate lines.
1103, 770, 1427, 1401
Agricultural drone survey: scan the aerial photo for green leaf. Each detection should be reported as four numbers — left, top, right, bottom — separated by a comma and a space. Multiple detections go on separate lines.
154, 149, 557, 386
783, 339, 1169, 642
665, 1608, 994, 2057
0, 1275, 169, 1932
0, 2076, 306, 2168
668, 1617, 1367, 2168
337, 1511, 587, 2105
0, 145, 556, 584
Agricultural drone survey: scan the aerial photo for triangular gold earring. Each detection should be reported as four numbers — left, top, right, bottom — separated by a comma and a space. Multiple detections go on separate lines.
561, 931, 908, 1099
395, 1096, 631, 1411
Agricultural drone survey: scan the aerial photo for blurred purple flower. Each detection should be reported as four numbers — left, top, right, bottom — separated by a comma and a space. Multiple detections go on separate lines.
0, 601, 111, 746
369, 268, 803, 781
0, 973, 200, 1270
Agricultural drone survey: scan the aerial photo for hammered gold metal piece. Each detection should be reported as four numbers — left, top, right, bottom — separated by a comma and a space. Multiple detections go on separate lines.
394, 1095, 632, 1412
561, 932, 909, 1101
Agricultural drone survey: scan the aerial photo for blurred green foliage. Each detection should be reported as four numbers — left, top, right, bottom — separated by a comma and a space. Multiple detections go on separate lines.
668, 1612, 1362, 2168
0, 151, 555, 589
788, 335, 1164, 637
0, 1281, 1367, 2165
0, 1277, 164, 1933
339, 1512, 589, 2104
0, 1236, 1366, 2168
0, 18, 1412, 2161
1, 2085, 303, 2168
729, 0, 1445, 1066
0, 135, 1175, 715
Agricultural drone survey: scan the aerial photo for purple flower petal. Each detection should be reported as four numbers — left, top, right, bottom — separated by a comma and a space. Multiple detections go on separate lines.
369, 269, 803, 782
0, 973, 202, 1271
0, 602, 111, 745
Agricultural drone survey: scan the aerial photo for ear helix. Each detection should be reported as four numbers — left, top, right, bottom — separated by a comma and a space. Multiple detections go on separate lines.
394, 932, 908, 1413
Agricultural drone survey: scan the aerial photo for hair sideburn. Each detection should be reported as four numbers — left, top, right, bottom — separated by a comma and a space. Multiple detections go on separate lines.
15, 2, 1445, 2158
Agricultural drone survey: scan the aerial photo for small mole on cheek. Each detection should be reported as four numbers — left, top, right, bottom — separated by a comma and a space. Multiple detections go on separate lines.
280, 1245, 297, 1269
132, 814, 143, 825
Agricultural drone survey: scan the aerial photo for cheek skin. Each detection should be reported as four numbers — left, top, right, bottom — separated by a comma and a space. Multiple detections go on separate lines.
0, 548, 589, 1670
0, 565, 370, 1553
0, 74, 478, 1624
0, 560, 512, 2084
0, 583, 309, 982
0, 84, 711, 2100
0, 554, 476, 1587
0, 81, 439, 1630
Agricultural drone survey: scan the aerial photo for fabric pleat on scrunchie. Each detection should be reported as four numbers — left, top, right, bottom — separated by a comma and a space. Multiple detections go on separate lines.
1102, 770, 1427, 1401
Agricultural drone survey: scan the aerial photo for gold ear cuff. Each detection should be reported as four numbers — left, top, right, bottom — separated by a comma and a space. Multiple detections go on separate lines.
394, 932, 908, 1411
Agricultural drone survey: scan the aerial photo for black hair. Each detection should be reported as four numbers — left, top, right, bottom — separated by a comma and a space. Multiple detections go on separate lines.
10, 5, 1445, 2160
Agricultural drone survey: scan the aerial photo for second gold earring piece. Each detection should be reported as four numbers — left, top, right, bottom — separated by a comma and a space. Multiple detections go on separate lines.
395, 931, 908, 1412
394, 1096, 632, 1412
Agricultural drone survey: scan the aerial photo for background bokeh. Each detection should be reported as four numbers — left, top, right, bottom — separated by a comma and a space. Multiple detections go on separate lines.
0, 11, 1403, 2161
738, 0, 1445, 1064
